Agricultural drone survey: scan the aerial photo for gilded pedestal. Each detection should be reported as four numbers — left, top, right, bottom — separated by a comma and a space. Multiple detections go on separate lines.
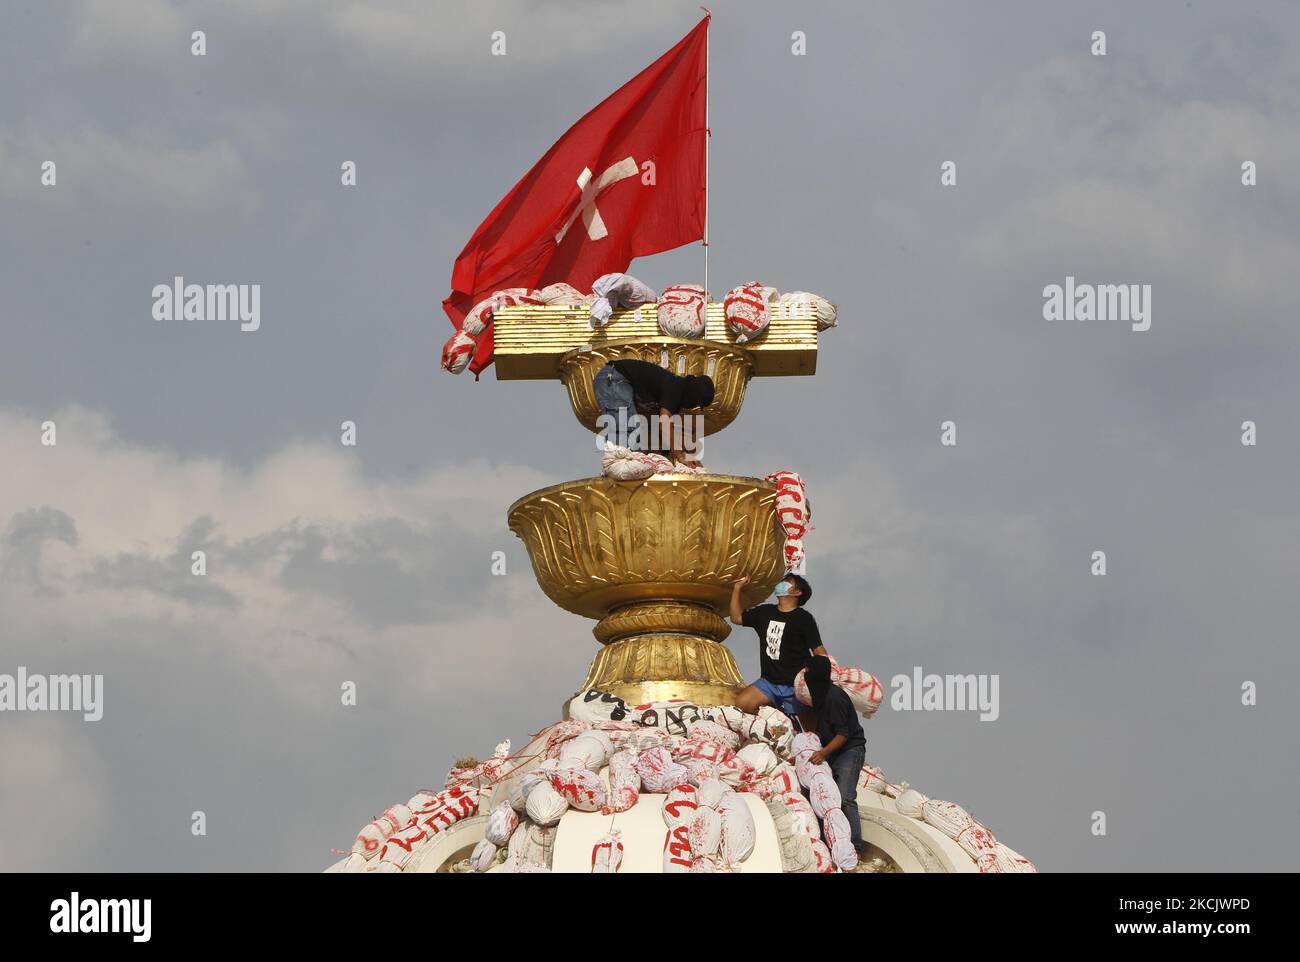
496, 308, 819, 710
507, 473, 787, 706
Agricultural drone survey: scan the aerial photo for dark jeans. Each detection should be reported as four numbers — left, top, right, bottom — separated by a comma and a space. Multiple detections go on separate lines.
592, 364, 645, 451
828, 743, 865, 848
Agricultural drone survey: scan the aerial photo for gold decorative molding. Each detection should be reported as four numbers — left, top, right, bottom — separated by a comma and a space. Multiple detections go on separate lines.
593, 600, 731, 645
492, 302, 819, 381
558, 340, 752, 436
581, 633, 746, 707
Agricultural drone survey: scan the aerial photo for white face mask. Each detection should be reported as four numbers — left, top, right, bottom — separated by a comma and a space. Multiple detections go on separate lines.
773, 581, 792, 598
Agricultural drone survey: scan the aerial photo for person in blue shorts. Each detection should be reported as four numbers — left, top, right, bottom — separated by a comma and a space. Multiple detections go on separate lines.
729, 573, 827, 715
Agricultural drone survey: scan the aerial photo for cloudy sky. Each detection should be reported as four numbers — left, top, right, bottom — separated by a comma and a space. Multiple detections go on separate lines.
3, 0, 1299, 872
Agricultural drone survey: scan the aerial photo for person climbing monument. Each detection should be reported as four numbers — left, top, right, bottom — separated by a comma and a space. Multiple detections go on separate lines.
592, 359, 714, 468
800, 654, 867, 855
729, 573, 827, 715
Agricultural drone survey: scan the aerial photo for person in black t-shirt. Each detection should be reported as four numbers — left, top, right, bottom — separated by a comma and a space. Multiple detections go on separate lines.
800, 654, 866, 853
729, 572, 828, 715
591, 359, 714, 467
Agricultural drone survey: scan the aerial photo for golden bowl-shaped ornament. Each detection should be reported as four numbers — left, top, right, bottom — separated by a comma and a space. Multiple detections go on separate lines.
507, 473, 786, 624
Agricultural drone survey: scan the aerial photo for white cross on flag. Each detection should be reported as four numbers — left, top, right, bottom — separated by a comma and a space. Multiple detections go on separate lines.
443, 16, 709, 376
554, 158, 640, 244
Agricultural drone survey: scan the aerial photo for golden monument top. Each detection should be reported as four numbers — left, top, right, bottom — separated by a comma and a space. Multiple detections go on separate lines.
491, 300, 821, 380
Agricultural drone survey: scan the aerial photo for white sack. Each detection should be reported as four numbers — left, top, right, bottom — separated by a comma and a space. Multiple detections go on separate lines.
590, 830, 624, 873
895, 787, 927, 818
922, 799, 974, 840
695, 777, 729, 810
535, 282, 593, 306
603, 749, 640, 814
688, 806, 723, 857
486, 801, 519, 845
724, 281, 778, 344
440, 330, 477, 374
656, 284, 707, 338
662, 784, 699, 831
808, 769, 843, 819
635, 746, 690, 793
590, 273, 656, 329
525, 781, 569, 827
778, 290, 838, 330
822, 808, 858, 870
547, 767, 606, 812
736, 742, 778, 775
663, 826, 694, 873
470, 837, 498, 872
718, 793, 756, 864
558, 734, 608, 772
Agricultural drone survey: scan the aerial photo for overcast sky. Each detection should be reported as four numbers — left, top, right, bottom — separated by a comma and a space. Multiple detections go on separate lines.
3, 0, 1299, 872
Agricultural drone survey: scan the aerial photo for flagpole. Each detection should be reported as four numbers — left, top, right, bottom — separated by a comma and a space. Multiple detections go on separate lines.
702, 7, 711, 302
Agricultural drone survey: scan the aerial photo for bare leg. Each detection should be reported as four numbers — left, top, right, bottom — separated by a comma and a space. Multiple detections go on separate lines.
734, 685, 771, 715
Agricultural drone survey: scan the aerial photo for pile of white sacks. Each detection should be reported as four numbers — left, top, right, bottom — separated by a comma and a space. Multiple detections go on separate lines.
882, 784, 1035, 873
584, 274, 837, 341
600, 446, 704, 481
440, 273, 837, 375
335, 740, 513, 873
332, 687, 1034, 874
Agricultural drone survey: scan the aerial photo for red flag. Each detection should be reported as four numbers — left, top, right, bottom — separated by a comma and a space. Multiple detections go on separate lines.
443, 15, 709, 376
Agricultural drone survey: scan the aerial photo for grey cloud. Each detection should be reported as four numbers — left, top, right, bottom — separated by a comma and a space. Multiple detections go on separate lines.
63, 508, 518, 625
273, 516, 518, 628
79, 515, 241, 610
1, 506, 79, 592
